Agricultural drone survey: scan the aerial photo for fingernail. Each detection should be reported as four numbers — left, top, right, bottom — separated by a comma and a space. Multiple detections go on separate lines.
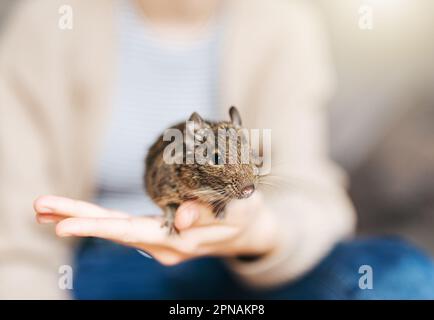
57, 232, 72, 237
38, 207, 53, 214
37, 216, 55, 224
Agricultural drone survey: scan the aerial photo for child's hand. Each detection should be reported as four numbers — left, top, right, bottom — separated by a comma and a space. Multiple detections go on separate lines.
34, 194, 278, 265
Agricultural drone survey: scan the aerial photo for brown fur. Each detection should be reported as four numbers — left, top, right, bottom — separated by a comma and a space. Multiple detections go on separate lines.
144, 107, 259, 234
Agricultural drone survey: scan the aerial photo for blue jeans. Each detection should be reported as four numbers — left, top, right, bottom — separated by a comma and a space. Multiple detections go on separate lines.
73, 237, 434, 299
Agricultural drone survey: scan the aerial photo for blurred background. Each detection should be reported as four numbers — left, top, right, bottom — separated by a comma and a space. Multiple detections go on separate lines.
1, 0, 433, 252
318, 0, 434, 254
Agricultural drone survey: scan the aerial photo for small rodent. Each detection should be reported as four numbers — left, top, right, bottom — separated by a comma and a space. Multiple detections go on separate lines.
144, 106, 259, 234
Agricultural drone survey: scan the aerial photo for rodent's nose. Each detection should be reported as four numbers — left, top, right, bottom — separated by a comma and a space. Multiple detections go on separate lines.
240, 184, 255, 199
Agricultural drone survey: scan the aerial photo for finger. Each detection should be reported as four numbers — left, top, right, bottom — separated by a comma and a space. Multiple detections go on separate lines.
170, 225, 240, 252
55, 216, 167, 244
175, 201, 216, 230
175, 193, 264, 231
36, 213, 65, 224
174, 201, 200, 230
34, 195, 128, 219
222, 192, 264, 226
55, 217, 196, 264
137, 245, 190, 266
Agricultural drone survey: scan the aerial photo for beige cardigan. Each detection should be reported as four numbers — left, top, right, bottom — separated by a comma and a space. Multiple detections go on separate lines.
0, 0, 356, 299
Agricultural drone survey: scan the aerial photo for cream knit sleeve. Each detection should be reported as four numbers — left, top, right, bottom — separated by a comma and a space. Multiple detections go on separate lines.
0, 1, 73, 299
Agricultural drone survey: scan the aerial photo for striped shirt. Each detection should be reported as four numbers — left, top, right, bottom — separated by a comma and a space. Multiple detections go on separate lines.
94, 0, 223, 215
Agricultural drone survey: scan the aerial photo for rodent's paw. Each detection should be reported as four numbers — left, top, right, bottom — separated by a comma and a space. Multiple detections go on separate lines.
161, 218, 180, 236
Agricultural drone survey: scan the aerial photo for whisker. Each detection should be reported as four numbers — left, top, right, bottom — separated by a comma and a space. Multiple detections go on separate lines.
258, 174, 340, 201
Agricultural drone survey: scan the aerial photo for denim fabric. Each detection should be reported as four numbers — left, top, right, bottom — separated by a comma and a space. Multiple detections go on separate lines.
73, 237, 434, 300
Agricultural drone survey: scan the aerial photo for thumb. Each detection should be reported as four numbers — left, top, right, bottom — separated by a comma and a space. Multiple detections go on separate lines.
174, 201, 200, 230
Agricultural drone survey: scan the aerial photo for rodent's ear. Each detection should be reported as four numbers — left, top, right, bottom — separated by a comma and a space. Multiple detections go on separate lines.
189, 112, 204, 129
229, 106, 242, 127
